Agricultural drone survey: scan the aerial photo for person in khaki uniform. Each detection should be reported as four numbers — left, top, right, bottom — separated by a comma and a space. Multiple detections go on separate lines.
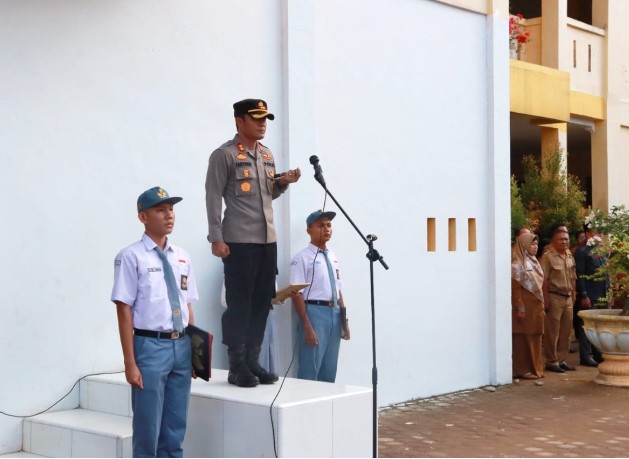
540, 228, 577, 373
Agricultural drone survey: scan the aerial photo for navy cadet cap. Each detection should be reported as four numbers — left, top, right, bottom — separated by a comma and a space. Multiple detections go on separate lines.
306, 209, 336, 227
137, 186, 183, 213
233, 99, 275, 120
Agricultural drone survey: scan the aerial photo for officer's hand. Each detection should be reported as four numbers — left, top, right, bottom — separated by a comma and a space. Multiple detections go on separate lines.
304, 324, 318, 346
192, 369, 198, 379
279, 168, 301, 186
580, 297, 591, 309
516, 309, 526, 321
125, 363, 144, 389
211, 241, 230, 258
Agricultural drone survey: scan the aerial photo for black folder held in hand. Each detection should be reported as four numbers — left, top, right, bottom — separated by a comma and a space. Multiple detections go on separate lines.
187, 324, 213, 381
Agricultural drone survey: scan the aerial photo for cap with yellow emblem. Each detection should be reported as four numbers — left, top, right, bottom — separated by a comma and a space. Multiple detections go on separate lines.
233, 99, 275, 120
137, 186, 183, 213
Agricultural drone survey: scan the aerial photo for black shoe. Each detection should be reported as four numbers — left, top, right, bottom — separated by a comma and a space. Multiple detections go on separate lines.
545, 364, 566, 373
580, 357, 599, 367
559, 362, 576, 371
228, 346, 260, 387
246, 345, 279, 384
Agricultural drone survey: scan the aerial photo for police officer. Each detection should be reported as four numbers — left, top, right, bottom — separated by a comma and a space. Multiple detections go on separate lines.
205, 99, 301, 387
111, 187, 199, 457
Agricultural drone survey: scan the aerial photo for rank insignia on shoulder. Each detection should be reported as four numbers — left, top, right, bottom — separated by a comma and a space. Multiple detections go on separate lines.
241, 181, 252, 192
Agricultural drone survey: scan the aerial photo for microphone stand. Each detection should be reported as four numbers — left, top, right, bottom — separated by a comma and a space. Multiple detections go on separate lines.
313, 171, 388, 458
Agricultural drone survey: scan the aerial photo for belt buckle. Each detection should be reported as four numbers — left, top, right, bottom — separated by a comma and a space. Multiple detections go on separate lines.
170, 331, 180, 340
328, 301, 333, 307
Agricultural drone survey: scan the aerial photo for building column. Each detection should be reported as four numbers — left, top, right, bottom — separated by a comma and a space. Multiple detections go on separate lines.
540, 123, 568, 178
591, 120, 608, 211
541, 0, 569, 70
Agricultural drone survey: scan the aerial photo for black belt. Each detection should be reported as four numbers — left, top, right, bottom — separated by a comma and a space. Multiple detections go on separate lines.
306, 300, 334, 307
134, 328, 186, 340
549, 291, 572, 298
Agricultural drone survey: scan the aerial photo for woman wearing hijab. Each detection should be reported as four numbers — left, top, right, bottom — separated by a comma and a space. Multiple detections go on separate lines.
512, 232, 545, 379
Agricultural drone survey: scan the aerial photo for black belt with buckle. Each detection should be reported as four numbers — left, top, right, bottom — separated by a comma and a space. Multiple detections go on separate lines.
133, 328, 186, 340
549, 291, 572, 298
306, 300, 334, 307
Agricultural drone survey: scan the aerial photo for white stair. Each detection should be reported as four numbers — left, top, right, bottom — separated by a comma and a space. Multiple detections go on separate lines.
21, 370, 372, 458
23, 409, 132, 458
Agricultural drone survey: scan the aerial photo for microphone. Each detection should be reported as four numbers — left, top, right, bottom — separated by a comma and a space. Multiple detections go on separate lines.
309, 155, 326, 187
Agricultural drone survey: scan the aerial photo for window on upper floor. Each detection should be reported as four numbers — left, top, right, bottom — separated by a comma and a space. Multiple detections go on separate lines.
510, 0, 594, 25
568, 0, 593, 25
510, 0, 540, 19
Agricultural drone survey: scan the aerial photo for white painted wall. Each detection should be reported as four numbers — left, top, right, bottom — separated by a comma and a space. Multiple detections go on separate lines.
306, 0, 511, 404
0, 0, 511, 453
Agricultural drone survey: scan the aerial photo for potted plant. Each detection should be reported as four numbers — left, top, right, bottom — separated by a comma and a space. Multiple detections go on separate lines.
509, 14, 531, 59
579, 206, 629, 387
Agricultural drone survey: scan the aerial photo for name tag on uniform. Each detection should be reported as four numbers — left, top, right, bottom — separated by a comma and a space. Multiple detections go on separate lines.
148, 267, 162, 272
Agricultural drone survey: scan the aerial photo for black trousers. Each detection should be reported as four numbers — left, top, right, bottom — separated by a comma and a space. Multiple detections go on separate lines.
574, 297, 603, 362
222, 242, 277, 348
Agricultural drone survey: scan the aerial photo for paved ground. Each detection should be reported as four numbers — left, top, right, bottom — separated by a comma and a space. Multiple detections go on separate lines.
378, 351, 629, 458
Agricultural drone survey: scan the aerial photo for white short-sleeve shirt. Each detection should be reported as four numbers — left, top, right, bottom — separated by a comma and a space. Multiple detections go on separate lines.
289, 243, 342, 301
111, 233, 199, 331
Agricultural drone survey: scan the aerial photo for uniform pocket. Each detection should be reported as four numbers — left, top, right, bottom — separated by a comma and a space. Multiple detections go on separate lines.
234, 168, 257, 196
551, 262, 565, 271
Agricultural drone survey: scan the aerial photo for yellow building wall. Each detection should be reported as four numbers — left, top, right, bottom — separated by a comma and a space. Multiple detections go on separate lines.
570, 91, 605, 120
510, 60, 570, 122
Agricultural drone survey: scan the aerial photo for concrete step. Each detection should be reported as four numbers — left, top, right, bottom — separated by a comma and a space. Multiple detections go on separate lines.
23, 409, 132, 458
79, 373, 130, 418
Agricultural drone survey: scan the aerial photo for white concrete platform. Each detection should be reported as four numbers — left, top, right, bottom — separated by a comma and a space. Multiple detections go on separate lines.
21, 370, 372, 457
23, 409, 132, 457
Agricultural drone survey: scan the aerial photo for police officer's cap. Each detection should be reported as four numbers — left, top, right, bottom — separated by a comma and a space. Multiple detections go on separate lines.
233, 99, 275, 120
306, 209, 336, 227
137, 186, 183, 213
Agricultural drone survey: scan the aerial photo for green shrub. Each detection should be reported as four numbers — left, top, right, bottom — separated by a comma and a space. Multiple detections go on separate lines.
516, 147, 586, 240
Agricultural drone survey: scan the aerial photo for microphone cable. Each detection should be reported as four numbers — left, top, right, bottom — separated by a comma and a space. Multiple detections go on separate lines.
0, 370, 124, 419
270, 194, 330, 457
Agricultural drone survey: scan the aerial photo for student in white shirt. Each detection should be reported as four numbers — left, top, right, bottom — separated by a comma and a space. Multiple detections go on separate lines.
111, 186, 198, 458
289, 210, 350, 382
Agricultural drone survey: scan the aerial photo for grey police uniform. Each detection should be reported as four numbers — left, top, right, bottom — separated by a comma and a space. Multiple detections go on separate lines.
205, 134, 288, 348
206, 134, 287, 244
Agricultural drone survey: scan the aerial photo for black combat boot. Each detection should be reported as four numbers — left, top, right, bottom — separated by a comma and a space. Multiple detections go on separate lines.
227, 345, 259, 387
245, 345, 279, 384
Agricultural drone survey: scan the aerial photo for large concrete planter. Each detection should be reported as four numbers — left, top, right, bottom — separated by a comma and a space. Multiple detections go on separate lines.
578, 309, 629, 387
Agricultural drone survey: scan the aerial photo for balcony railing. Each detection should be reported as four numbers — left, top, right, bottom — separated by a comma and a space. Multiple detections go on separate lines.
566, 18, 605, 96
513, 16, 605, 97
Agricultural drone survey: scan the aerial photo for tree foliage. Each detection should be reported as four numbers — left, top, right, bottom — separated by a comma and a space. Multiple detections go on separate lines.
514, 147, 586, 240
